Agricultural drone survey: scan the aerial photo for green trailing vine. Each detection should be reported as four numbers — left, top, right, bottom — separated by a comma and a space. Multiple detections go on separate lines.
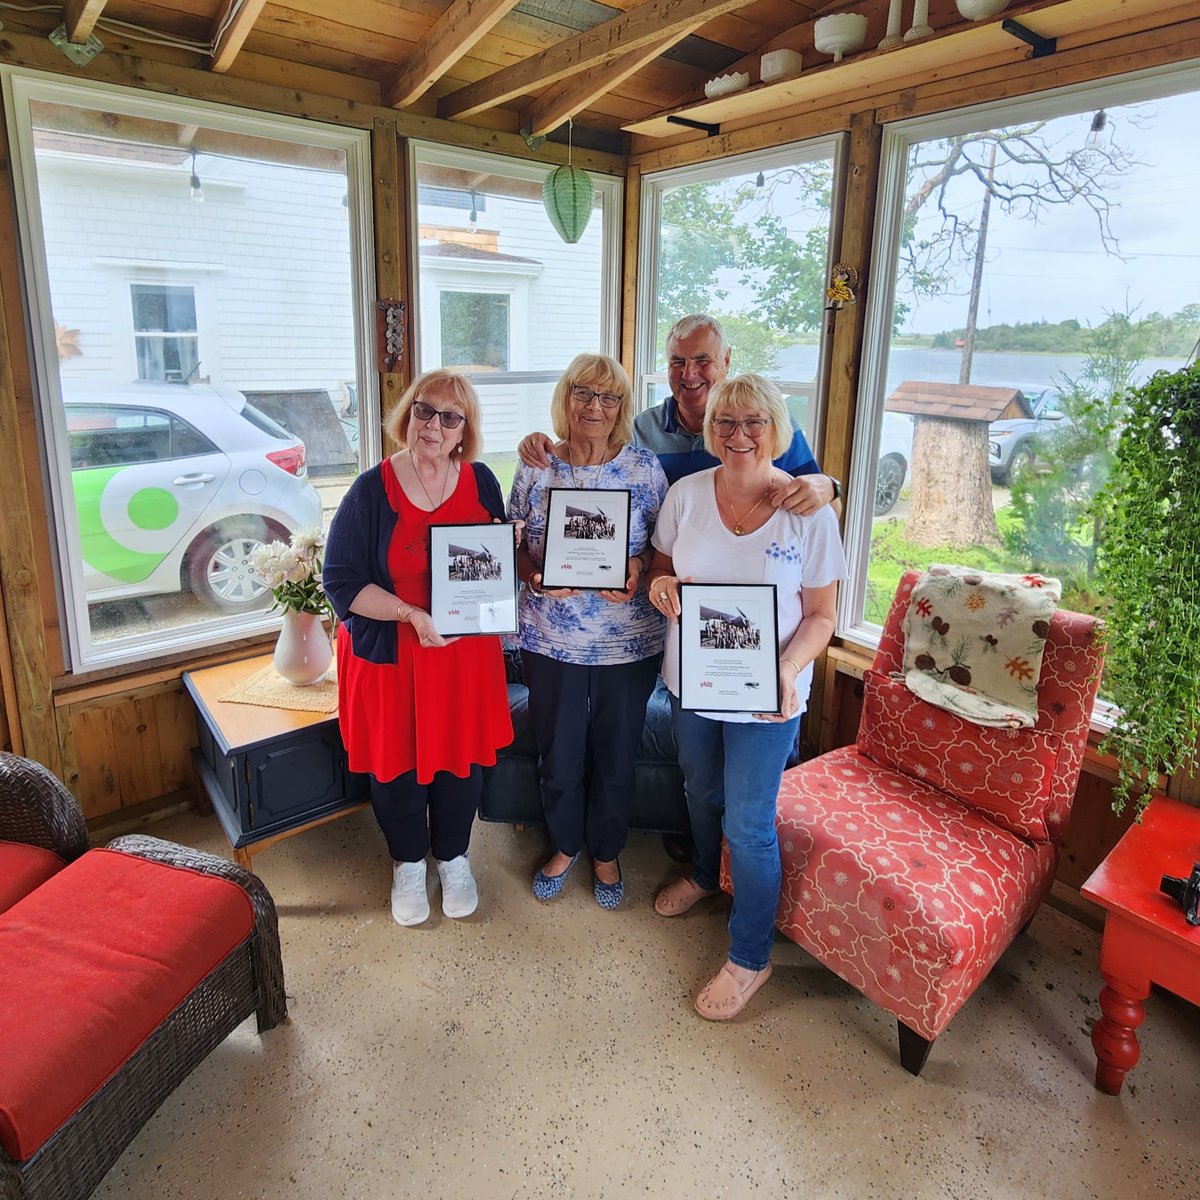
1098, 362, 1200, 815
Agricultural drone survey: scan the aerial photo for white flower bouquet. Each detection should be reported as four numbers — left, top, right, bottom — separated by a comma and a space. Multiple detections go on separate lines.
250, 527, 331, 616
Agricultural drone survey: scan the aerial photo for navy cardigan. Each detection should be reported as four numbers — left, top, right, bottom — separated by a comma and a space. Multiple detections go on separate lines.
323, 459, 505, 664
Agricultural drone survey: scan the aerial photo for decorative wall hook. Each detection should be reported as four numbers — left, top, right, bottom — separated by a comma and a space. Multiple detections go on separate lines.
376, 298, 405, 373
825, 264, 860, 311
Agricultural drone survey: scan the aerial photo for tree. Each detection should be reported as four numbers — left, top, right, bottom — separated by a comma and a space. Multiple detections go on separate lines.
899, 119, 1140, 547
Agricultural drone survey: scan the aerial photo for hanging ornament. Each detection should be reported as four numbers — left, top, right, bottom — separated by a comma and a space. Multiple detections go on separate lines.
543, 120, 594, 244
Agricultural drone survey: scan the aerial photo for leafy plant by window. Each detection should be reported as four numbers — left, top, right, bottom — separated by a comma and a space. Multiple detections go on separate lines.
1098, 362, 1200, 814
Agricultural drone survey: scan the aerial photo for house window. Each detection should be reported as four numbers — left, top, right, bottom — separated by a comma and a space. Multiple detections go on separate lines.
131, 283, 199, 382
844, 69, 1200, 691
5, 70, 373, 672
439, 290, 510, 370
636, 137, 843, 448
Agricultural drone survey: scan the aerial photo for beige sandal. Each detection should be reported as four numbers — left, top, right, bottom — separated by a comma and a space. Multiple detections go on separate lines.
694, 962, 773, 1021
654, 876, 718, 918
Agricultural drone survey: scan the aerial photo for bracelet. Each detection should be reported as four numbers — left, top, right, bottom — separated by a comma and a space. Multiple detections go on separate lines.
781, 657, 801, 674
396, 602, 413, 623
646, 574, 671, 593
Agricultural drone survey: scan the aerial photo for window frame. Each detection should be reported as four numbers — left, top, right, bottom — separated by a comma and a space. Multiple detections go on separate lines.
841, 58, 1200, 659
1, 66, 378, 673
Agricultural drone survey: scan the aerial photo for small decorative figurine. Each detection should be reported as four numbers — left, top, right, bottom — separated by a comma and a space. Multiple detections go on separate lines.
825, 263, 860, 311
1160, 862, 1200, 925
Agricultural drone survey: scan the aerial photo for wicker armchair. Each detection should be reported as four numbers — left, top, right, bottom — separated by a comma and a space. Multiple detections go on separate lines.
0, 754, 287, 1200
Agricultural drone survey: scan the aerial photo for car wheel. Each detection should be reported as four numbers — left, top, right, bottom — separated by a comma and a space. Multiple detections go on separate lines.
1003, 444, 1035, 485
874, 453, 906, 516
187, 519, 281, 613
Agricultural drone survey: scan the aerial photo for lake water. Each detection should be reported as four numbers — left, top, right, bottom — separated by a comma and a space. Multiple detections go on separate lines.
774, 344, 1188, 396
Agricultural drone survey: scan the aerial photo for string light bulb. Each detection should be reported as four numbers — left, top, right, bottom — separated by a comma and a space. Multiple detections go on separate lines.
1086, 109, 1108, 148
755, 171, 765, 188
189, 150, 203, 202
468, 191, 478, 233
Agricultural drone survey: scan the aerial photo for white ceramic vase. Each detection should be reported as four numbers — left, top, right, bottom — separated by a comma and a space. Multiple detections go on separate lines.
273, 609, 332, 686
956, 0, 1009, 18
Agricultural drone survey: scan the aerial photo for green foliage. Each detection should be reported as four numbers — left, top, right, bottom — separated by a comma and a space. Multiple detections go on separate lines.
658, 184, 741, 319
930, 307, 1200, 356
739, 220, 829, 334
1097, 363, 1200, 814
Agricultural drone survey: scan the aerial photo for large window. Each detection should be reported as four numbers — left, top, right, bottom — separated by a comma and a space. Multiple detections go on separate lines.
636, 138, 843, 451
411, 142, 622, 493
3, 69, 374, 670
845, 67, 1200, 671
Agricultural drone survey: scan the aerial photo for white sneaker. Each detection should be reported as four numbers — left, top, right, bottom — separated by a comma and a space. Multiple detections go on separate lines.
391, 860, 429, 926
436, 854, 479, 919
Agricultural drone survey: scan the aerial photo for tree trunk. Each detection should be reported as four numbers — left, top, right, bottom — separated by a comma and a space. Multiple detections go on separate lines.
958, 144, 997, 387
904, 417, 1001, 547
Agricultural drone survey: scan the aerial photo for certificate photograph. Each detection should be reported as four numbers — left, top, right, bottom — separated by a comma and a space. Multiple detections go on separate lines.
679, 584, 780, 714
429, 523, 518, 637
541, 488, 631, 590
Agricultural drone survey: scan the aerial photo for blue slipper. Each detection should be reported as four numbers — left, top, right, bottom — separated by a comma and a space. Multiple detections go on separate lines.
593, 860, 623, 910
532, 852, 580, 902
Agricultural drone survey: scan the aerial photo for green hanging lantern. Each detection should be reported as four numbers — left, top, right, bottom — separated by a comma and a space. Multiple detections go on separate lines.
543, 163, 594, 244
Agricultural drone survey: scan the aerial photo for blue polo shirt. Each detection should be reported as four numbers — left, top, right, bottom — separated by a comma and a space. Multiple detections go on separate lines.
632, 396, 821, 486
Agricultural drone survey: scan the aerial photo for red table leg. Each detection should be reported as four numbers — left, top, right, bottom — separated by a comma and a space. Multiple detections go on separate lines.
1091, 974, 1150, 1095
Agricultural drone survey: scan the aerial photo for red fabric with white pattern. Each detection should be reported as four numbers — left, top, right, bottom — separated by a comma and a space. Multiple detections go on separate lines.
856, 670, 1064, 842
740, 571, 1104, 1044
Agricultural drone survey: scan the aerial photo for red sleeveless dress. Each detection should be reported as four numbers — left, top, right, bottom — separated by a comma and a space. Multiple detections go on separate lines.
336, 458, 513, 784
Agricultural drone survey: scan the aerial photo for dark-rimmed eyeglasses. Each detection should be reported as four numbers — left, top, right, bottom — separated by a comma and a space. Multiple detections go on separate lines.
569, 385, 623, 410
412, 399, 466, 429
712, 416, 773, 439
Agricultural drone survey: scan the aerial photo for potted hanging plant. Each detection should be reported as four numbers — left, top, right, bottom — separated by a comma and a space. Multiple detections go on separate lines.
1097, 362, 1200, 815
251, 527, 333, 686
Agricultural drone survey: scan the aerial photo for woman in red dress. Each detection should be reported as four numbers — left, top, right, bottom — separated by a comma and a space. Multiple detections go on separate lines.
324, 370, 514, 927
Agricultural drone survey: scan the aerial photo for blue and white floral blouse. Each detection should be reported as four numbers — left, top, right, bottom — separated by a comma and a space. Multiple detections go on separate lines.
508, 445, 667, 665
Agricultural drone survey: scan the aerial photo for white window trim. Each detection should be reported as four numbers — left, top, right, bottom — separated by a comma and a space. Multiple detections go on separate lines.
1, 65, 377, 673
840, 58, 1200, 656
635, 134, 847, 449
429, 283, 524, 373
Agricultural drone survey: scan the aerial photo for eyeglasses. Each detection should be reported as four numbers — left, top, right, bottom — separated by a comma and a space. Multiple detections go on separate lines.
569, 385, 623, 410
712, 417, 773, 439
411, 399, 466, 430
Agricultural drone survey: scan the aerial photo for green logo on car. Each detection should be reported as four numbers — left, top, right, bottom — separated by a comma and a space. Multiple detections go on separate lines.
74, 467, 180, 583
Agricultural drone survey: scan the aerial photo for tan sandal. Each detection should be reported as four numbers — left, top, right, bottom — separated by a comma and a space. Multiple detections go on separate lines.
694, 962, 773, 1021
654, 876, 718, 918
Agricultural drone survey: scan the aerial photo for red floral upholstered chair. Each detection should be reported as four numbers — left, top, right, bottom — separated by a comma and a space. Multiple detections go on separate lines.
766, 571, 1103, 1074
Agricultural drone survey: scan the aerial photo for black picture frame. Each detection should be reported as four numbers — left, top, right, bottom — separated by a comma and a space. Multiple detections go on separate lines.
540, 487, 632, 591
678, 583, 780, 713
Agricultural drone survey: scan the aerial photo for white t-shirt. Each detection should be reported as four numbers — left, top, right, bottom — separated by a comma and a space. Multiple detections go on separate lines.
651, 468, 848, 723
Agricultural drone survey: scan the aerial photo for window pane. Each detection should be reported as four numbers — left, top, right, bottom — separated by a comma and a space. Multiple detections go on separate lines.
854, 87, 1200, 652
413, 143, 619, 494
15, 81, 368, 668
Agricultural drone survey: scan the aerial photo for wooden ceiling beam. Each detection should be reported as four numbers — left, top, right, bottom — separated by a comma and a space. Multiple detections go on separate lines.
438, 0, 758, 121
63, 0, 107, 43
385, 0, 524, 109
210, 0, 269, 74
520, 28, 700, 138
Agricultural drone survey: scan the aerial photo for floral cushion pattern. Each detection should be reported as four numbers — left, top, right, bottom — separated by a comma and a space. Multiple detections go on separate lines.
902, 565, 1062, 728
762, 747, 1058, 1041
856, 670, 1065, 843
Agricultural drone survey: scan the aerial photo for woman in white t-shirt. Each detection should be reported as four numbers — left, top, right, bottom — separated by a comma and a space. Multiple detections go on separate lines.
646, 374, 847, 1021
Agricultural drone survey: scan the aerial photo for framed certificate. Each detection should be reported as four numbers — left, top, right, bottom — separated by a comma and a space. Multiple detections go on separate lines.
679, 584, 780, 714
428, 523, 518, 637
541, 488, 631, 591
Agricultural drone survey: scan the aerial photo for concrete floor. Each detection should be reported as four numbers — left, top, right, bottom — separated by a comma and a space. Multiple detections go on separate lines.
93, 807, 1199, 1200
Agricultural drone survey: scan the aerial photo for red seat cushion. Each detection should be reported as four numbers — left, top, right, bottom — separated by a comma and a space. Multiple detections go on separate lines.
856, 670, 1065, 842
0, 848, 254, 1162
0, 842, 66, 914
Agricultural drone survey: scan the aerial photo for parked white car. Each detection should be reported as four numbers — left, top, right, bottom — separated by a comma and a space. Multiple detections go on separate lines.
63, 380, 322, 613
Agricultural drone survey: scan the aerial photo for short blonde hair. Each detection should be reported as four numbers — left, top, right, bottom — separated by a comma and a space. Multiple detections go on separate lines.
385, 369, 483, 461
703, 374, 791, 459
549, 353, 634, 447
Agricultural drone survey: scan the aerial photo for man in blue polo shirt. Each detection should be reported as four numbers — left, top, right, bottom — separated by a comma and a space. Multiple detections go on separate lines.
519, 313, 840, 513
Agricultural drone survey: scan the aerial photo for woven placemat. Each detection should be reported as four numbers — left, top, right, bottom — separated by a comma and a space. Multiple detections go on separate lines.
220, 660, 339, 713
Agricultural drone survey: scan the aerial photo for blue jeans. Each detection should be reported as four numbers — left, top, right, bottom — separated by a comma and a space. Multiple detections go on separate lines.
670, 696, 800, 972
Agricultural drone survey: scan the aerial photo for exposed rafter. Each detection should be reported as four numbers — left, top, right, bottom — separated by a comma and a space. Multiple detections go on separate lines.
210, 0, 268, 74
63, 0, 107, 43
385, 0, 524, 110
520, 28, 700, 139
437, 0, 756, 121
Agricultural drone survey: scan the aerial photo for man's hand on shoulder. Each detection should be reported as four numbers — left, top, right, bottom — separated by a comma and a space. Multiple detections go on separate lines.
517, 431, 555, 469
770, 474, 837, 516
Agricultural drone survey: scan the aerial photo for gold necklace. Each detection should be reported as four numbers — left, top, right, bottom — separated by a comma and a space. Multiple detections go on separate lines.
408, 451, 454, 511
719, 469, 770, 536
567, 437, 612, 489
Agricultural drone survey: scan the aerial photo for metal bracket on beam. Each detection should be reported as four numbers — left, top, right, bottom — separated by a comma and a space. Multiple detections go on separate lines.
1001, 18, 1057, 59
48, 24, 104, 68
666, 115, 720, 137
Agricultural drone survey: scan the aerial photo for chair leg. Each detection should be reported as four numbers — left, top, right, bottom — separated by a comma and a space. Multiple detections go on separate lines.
897, 1020, 933, 1076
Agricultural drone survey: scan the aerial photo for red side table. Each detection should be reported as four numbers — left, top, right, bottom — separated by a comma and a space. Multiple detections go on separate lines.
1081, 795, 1200, 1094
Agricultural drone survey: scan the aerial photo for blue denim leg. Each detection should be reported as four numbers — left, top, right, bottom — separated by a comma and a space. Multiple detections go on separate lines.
669, 697, 727, 893
720, 717, 799, 971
